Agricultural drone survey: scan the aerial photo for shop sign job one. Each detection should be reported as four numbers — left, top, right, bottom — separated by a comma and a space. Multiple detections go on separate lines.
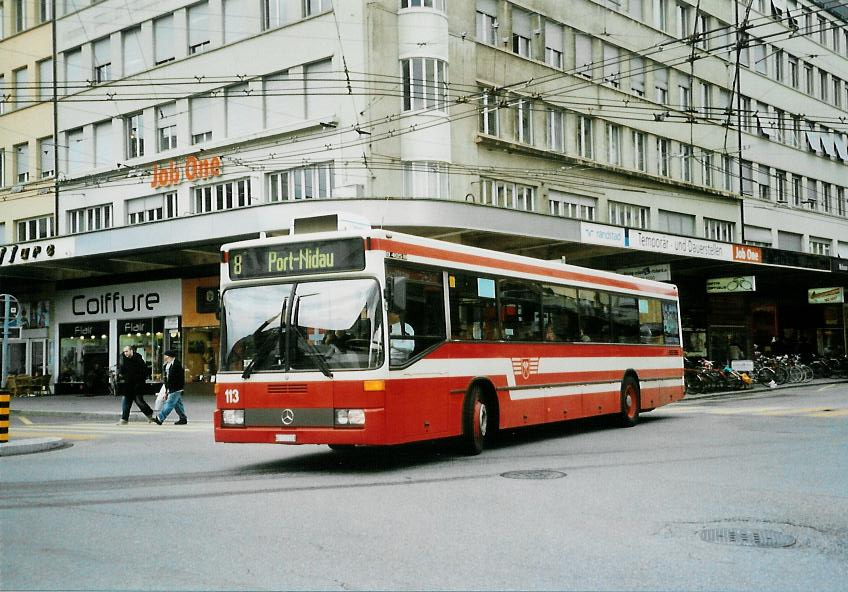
150, 155, 222, 189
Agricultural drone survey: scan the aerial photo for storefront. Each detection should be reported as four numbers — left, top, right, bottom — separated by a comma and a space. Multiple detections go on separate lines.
181, 277, 220, 395
54, 279, 182, 394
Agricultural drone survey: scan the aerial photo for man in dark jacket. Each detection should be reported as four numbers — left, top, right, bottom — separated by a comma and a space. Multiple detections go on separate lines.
118, 345, 154, 424
151, 349, 188, 425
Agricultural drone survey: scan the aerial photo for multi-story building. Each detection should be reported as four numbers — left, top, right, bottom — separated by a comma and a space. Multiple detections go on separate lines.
0, 0, 56, 380
1, 0, 846, 394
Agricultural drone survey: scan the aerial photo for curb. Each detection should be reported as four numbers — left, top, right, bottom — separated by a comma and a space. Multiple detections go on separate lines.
683, 378, 847, 401
0, 437, 66, 457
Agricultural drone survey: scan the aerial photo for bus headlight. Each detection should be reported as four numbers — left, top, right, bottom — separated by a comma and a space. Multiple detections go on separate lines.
335, 409, 365, 426
222, 409, 245, 426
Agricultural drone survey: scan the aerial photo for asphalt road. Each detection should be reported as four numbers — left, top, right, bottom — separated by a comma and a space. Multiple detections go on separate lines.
3, 383, 847, 591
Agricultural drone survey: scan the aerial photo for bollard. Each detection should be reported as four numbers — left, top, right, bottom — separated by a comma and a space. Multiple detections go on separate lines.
0, 389, 9, 443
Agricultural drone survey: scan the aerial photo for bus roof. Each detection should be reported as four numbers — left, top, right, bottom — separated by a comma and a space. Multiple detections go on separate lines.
221, 227, 678, 299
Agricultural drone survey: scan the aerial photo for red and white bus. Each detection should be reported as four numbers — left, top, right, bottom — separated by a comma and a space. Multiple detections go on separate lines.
215, 216, 684, 454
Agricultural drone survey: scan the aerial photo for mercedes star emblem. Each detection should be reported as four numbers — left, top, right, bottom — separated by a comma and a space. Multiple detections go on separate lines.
281, 409, 295, 425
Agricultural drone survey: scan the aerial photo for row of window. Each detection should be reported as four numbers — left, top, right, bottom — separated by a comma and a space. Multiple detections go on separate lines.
0, 0, 51, 38
446, 267, 681, 346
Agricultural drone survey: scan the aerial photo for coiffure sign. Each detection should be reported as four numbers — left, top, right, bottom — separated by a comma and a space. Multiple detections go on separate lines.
56, 280, 181, 322
0, 236, 75, 267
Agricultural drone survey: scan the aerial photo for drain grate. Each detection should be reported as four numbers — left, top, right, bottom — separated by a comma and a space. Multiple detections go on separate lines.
500, 470, 566, 480
700, 528, 796, 548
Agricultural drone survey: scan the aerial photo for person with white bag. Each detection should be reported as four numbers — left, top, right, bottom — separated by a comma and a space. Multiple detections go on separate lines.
151, 350, 188, 425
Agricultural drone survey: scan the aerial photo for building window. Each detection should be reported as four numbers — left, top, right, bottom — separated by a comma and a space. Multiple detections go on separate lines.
66, 128, 87, 177
658, 209, 694, 235
188, 2, 211, 54
122, 27, 144, 76
792, 174, 803, 207
698, 80, 711, 117
701, 150, 713, 187
38, 136, 54, 178
126, 113, 144, 158
512, 7, 532, 59
14, 143, 28, 183
478, 88, 499, 136
834, 78, 842, 109
680, 144, 693, 182
193, 178, 252, 213
13, 67, 28, 110
753, 42, 767, 75
788, 55, 798, 88
401, 57, 448, 112
226, 83, 257, 137
38, 58, 53, 101
773, 48, 784, 82
403, 161, 449, 199
704, 218, 734, 241
547, 107, 564, 152
401, 0, 446, 9
606, 123, 621, 166
819, 70, 828, 101
154, 15, 175, 65
757, 164, 770, 200
609, 201, 649, 229
0, 149, 4, 187
678, 76, 692, 110
775, 169, 787, 202
513, 97, 533, 144
603, 44, 620, 87
809, 238, 830, 256
480, 178, 536, 211
94, 120, 113, 168
63, 47, 83, 95
806, 178, 818, 209
190, 96, 213, 144
630, 56, 645, 96
17, 215, 54, 242
304, 0, 331, 16
268, 163, 334, 201
740, 159, 753, 196
127, 193, 178, 225
545, 21, 564, 69
676, 2, 690, 39
804, 62, 814, 95
654, 67, 668, 105
837, 187, 845, 217
476, 0, 497, 46
656, 138, 670, 177
653, 0, 668, 31
822, 184, 832, 213
93, 37, 111, 83
157, 103, 177, 151
15, 0, 25, 32
577, 115, 593, 159
68, 204, 113, 234
548, 190, 596, 221
575, 33, 592, 79
632, 131, 647, 172
224, 0, 253, 43
39, 0, 51, 22
722, 154, 733, 191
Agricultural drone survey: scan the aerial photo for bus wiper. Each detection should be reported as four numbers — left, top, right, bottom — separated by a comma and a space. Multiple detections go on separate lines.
242, 299, 287, 379
291, 295, 333, 379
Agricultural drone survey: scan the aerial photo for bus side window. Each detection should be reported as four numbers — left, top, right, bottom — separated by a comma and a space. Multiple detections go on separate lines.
662, 301, 681, 345
449, 273, 499, 341
386, 264, 447, 363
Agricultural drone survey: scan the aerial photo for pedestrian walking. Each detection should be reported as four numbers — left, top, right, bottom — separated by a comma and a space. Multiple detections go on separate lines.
151, 349, 188, 425
118, 345, 154, 424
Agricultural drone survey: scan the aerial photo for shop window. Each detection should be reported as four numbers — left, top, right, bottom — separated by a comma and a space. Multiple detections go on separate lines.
184, 327, 220, 383
118, 317, 181, 382
59, 322, 110, 394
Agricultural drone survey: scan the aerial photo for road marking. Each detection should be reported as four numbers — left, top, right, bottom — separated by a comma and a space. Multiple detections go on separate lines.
817, 385, 838, 392
10, 430, 97, 441
663, 405, 848, 418
17, 416, 33, 425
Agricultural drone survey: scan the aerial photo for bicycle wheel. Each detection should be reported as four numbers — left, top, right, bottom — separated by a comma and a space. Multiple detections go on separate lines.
755, 367, 776, 385
772, 366, 789, 385
787, 366, 803, 383
800, 365, 814, 382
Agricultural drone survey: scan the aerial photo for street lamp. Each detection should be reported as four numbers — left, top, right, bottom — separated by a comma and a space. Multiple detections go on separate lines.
1, 293, 21, 389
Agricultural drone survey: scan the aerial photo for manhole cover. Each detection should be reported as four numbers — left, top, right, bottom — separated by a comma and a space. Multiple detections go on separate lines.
700, 528, 796, 548
500, 470, 566, 480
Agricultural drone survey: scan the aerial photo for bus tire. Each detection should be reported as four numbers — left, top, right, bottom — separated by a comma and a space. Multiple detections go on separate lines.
461, 384, 490, 455
619, 375, 640, 428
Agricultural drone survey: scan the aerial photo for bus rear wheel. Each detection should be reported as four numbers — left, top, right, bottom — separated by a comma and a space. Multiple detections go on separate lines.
619, 376, 640, 428
461, 384, 490, 455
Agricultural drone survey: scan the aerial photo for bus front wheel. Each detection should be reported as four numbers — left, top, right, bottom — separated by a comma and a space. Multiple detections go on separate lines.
461, 384, 489, 455
619, 376, 640, 428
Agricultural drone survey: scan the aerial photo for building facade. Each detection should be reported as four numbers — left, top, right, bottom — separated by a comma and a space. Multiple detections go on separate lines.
1, 0, 846, 393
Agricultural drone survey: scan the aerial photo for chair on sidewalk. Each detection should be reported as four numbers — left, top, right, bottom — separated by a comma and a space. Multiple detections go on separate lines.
7, 375, 34, 397
32, 375, 53, 396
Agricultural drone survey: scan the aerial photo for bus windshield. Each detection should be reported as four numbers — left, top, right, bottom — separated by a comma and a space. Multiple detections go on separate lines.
222, 278, 384, 374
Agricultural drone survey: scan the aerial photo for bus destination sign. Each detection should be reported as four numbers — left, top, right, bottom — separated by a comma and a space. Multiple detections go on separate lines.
229, 238, 365, 279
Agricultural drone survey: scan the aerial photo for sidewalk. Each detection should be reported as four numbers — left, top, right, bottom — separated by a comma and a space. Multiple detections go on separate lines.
681, 376, 847, 400
0, 392, 217, 457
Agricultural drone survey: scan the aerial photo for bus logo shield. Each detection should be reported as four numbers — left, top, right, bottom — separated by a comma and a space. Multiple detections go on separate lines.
511, 358, 539, 380
281, 409, 295, 425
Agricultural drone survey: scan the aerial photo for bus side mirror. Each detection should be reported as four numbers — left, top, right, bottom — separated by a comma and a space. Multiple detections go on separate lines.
386, 277, 407, 312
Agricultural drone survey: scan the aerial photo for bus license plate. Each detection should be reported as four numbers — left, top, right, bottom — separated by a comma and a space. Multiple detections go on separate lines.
275, 434, 296, 443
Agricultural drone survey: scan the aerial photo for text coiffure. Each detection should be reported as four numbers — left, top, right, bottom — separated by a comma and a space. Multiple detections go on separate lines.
72, 292, 161, 316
